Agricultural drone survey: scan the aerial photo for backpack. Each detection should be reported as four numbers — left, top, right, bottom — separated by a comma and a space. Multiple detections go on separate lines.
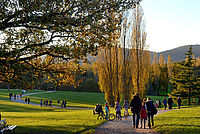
151, 105, 157, 115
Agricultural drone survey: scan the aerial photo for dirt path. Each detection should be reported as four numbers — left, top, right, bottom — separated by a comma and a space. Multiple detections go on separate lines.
11, 91, 91, 110
94, 109, 174, 134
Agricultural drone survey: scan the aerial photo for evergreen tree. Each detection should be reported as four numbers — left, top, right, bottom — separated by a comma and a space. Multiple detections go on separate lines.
170, 46, 200, 105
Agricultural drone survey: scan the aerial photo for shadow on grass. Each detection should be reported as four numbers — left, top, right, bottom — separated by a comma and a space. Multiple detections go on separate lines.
155, 126, 200, 134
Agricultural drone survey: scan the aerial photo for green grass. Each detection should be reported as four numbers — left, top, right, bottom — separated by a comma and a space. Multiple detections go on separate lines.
23, 91, 106, 108
1, 89, 200, 133
155, 106, 200, 134
0, 91, 105, 134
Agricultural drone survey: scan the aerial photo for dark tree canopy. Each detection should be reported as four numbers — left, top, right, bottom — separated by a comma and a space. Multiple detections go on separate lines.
0, 0, 141, 88
170, 46, 200, 105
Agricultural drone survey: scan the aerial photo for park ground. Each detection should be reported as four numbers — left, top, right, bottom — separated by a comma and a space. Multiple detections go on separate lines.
0, 89, 200, 134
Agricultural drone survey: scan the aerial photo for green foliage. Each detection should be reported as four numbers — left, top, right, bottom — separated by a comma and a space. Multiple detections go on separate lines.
155, 107, 200, 134
170, 46, 200, 105
0, 0, 141, 89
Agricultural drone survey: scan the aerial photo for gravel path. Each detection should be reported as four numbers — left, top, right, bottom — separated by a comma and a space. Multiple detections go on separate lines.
94, 109, 174, 134
11, 91, 91, 110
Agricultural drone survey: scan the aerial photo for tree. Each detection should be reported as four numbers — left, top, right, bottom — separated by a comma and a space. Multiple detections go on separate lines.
152, 52, 160, 95
170, 46, 200, 105
166, 54, 174, 94
93, 46, 124, 106
130, 4, 151, 98
0, 0, 141, 88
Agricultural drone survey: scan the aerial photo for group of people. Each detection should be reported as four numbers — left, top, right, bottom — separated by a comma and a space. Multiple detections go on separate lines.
24, 97, 31, 104
95, 94, 159, 129
130, 94, 156, 129
40, 99, 53, 107
39, 99, 67, 108
9, 92, 23, 100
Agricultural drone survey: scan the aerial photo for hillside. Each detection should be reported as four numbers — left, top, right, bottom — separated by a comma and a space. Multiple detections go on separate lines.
87, 45, 200, 63
152, 44, 200, 62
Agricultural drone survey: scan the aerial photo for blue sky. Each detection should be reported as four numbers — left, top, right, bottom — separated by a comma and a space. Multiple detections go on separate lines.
141, 0, 200, 52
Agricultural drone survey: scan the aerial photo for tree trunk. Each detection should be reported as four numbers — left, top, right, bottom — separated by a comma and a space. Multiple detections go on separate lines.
188, 88, 191, 105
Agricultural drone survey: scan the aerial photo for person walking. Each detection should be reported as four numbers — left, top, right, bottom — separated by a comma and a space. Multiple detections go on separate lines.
40, 99, 43, 107
140, 102, 147, 129
57, 99, 60, 107
64, 100, 67, 108
61, 100, 64, 108
105, 102, 110, 120
177, 97, 181, 109
162, 97, 167, 110
43, 99, 46, 107
27, 97, 30, 104
115, 102, 122, 120
25, 97, 27, 103
49, 99, 52, 107
146, 97, 154, 128
14, 94, 16, 100
155, 100, 158, 108
123, 100, 129, 119
158, 100, 161, 108
168, 96, 173, 109
130, 94, 142, 128
46, 99, 48, 106
9, 92, 13, 100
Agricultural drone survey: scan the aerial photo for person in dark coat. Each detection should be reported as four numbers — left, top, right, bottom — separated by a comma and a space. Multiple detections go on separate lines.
25, 97, 27, 103
162, 97, 167, 110
9, 93, 13, 100
64, 100, 67, 108
27, 97, 30, 104
146, 97, 154, 128
49, 99, 52, 107
168, 96, 173, 109
177, 97, 181, 109
158, 100, 161, 108
130, 94, 142, 128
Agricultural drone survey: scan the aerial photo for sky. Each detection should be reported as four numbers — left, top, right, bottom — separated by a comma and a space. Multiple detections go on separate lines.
140, 0, 200, 52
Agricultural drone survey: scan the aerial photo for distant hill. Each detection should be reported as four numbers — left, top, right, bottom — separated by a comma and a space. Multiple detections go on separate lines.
87, 45, 200, 63
152, 44, 200, 62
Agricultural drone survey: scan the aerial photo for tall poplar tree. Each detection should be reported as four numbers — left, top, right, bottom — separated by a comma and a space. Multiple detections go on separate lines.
152, 53, 160, 95
93, 46, 124, 106
130, 4, 151, 99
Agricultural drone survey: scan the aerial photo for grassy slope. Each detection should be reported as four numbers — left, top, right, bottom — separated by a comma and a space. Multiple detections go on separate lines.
155, 106, 200, 134
24, 91, 105, 108
0, 91, 104, 134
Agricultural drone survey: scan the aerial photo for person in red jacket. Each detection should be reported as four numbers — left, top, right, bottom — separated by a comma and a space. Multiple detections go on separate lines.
140, 102, 147, 129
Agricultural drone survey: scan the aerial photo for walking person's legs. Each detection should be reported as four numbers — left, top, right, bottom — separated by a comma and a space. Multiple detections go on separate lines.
151, 114, 154, 127
132, 113, 135, 127
147, 112, 151, 128
144, 119, 146, 129
140, 119, 143, 128
136, 113, 140, 128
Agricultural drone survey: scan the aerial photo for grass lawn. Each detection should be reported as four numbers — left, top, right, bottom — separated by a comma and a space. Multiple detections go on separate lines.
23, 91, 106, 108
0, 91, 105, 134
155, 106, 200, 134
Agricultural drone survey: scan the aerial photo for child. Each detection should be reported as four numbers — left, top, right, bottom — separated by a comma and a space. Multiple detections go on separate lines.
140, 102, 147, 129
115, 102, 122, 120
155, 100, 158, 108
123, 100, 129, 119
105, 102, 110, 120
